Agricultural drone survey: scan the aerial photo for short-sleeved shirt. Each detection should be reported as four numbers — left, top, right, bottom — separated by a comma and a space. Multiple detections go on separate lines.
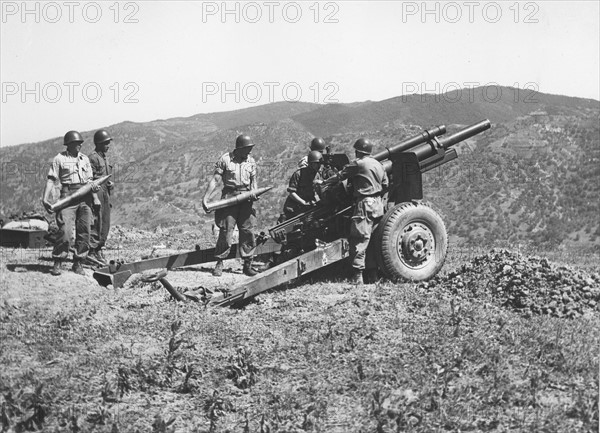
47, 151, 93, 185
215, 152, 256, 191
287, 167, 322, 201
282, 167, 322, 217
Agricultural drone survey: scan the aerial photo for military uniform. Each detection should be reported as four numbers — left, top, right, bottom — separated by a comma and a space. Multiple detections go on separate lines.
88, 150, 113, 254
47, 151, 94, 261
213, 151, 257, 260
280, 166, 323, 221
347, 156, 389, 272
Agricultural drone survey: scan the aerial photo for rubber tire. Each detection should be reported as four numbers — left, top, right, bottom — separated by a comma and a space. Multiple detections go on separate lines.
377, 202, 448, 282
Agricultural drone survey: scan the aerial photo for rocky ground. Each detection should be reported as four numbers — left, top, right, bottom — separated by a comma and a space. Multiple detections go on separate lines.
421, 249, 600, 319
0, 227, 598, 432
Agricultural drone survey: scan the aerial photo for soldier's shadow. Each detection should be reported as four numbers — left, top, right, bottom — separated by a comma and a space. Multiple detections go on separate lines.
38, 256, 57, 263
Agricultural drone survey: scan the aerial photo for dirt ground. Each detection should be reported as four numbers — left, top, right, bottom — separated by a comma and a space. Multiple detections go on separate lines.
0, 239, 598, 432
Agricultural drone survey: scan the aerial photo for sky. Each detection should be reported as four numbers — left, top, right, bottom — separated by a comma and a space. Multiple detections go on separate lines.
1, 0, 599, 147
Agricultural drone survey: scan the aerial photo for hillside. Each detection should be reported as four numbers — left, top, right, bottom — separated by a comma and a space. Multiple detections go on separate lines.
0, 86, 598, 252
290, 88, 598, 137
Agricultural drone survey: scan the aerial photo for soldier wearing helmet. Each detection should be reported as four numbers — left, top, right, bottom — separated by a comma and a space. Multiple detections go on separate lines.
298, 136, 339, 180
202, 134, 259, 277
279, 150, 324, 223
42, 130, 100, 276
344, 138, 389, 284
298, 137, 327, 169
87, 129, 114, 265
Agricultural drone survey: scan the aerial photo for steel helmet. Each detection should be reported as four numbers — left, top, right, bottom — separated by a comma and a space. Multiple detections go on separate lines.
307, 150, 323, 163
310, 137, 326, 152
63, 130, 84, 146
94, 129, 112, 145
353, 138, 373, 155
235, 134, 254, 149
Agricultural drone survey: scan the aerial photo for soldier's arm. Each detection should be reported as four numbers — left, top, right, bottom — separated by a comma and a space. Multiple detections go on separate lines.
202, 173, 222, 212
249, 161, 258, 200
42, 179, 56, 213
203, 173, 221, 200
312, 171, 323, 202
89, 154, 102, 180
286, 171, 310, 206
290, 192, 309, 206
203, 155, 226, 209
42, 157, 61, 213
251, 161, 257, 191
86, 160, 100, 192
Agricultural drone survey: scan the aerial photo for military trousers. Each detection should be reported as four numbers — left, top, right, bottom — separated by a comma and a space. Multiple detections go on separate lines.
214, 193, 256, 260
52, 191, 93, 260
349, 195, 384, 270
90, 187, 111, 250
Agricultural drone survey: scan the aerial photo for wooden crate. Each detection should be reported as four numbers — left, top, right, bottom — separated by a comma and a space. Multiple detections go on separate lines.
0, 229, 48, 249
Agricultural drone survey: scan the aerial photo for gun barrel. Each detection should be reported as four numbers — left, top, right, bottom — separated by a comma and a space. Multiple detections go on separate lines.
205, 186, 273, 213
437, 119, 491, 148
379, 119, 491, 174
372, 125, 447, 162
50, 174, 112, 212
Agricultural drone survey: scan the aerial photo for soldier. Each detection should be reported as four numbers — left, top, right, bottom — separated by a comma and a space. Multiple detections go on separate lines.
279, 150, 323, 223
88, 129, 114, 265
202, 134, 259, 277
344, 138, 389, 284
42, 130, 100, 276
298, 137, 327, 168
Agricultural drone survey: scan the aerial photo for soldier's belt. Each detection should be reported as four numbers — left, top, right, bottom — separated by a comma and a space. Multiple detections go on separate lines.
61, 183, 87, 192
222, 188, 251, 196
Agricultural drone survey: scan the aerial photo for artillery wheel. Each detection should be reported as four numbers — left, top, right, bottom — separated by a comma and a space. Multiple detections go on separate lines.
377, 202, 447, 282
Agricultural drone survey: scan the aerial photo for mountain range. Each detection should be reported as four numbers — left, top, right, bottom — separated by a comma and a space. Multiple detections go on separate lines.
1, 86, 598, 252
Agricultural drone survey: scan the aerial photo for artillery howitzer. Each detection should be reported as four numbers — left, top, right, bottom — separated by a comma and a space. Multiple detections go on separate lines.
270, 119, 491, 281
93, 120, 491, 306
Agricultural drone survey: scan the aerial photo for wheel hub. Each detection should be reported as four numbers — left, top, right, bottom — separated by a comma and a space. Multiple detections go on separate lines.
399, 222, 435, 268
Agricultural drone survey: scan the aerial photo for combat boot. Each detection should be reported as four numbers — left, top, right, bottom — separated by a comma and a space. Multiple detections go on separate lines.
72, 259, 85, 276
351, 269, 364, 285
95, 248, 108, 265
212, 260, 224, 277
85, 251, 106, 267
243, 259, 257, 277
50, 259, 62, 276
